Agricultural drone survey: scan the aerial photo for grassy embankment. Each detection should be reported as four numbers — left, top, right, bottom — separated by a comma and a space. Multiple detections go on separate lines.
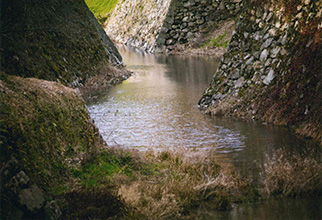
64, 147, 321, 219
85, 0, 119, 25
0, 74, 121, 218
64, 148, 258, 219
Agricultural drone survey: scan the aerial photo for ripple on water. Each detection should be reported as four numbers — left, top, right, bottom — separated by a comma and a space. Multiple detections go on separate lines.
88, 45, 319, 174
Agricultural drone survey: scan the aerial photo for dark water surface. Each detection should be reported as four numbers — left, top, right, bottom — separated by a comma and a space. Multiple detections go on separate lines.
88, 46, 321, 219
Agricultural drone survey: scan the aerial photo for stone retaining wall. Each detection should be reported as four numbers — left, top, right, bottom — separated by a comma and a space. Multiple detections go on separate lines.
105, 0, 172, 52
106, 0, 243, 52
156, 0, 243, 48
199, 0, 322, 141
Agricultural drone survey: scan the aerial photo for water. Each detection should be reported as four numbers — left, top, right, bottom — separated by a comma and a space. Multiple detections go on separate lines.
88, 46, 317, 175
87, 46, 321, 218
195, 196, 322, 220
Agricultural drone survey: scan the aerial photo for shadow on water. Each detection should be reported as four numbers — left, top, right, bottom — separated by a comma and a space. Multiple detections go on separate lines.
87, 45, 321, 218
194, 196, 322, 220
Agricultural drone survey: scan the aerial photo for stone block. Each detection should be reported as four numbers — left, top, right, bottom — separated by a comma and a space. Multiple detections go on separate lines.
18, 185, 45, 213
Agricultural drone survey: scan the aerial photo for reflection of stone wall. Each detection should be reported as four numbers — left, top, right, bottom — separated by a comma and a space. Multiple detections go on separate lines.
157, 0, 243, 47
199, 0, 322, 141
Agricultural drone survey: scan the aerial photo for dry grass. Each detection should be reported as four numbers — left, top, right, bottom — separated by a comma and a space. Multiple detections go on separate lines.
110, 149, 256, 219
62, 146, 321, 219
263, 149, 322, 197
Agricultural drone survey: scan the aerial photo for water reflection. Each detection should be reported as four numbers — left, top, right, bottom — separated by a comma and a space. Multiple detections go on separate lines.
88, 45, 319, 175
87, 45, 321, 219
89, 46, 227, 150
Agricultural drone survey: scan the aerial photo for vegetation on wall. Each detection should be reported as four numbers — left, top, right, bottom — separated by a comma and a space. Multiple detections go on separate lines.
0, 0, 118, 86
200, 33, 230, 49
85, 0, 119, 25
253, 0, 321, 141
0, 75, 111, 218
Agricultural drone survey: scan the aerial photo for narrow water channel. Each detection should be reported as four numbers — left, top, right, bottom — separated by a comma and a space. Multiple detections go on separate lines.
87, 46, 321, 219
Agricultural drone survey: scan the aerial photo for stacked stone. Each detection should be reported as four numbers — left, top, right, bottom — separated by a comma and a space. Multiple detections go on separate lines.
157, 0, 243, 47
106, 0, 172, 53
199, 0, 320, 108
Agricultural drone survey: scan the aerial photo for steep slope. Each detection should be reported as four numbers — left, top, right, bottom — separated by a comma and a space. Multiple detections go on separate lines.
0, 75, 123, 219
105, 0, 173, 52
104, 0, 243, 53
1, 0, 123, 86
199, 0, 322, 142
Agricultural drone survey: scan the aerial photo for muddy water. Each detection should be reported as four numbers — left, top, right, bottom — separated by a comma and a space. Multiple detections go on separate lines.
87, 46, 321, 219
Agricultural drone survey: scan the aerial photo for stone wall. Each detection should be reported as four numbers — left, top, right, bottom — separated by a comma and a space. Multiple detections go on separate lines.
199, 0, 322, 141
156, 0, 243, 48
105, 0, 172, 52
106, 0, 242, 52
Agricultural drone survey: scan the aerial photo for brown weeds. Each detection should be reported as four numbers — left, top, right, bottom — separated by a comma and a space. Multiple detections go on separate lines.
112, 149, 255, 219
263, 149, 322, 197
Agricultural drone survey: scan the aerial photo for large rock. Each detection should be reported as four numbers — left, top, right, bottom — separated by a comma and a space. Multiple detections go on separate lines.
260, 49, 269, 62
18, 185, 45, 213
263, 69, 274, 85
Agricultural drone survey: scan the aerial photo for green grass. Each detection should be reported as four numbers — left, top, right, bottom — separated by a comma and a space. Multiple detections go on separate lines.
200, 33, 229, 48
85, 0, 119, 24
72, 150, 139, 188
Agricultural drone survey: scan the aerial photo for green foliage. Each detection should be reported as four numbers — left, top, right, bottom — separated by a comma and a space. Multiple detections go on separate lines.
85, 0, 119, 24
73, 151, 137, 188
200, 34, 229, 48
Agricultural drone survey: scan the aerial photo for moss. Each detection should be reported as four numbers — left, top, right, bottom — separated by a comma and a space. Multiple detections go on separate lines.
0, 75, 99, 193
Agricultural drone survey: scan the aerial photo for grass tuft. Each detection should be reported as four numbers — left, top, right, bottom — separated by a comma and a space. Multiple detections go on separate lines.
113, 149, 256, 219
263, 149, 322, 197
65, 148, 257, 219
